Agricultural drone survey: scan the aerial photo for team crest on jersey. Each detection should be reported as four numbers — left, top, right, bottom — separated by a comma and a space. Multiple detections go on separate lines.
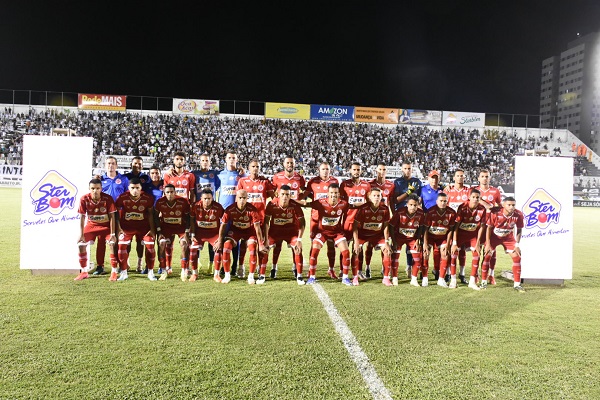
100, 207, 106, 213
258, 185, 263, 191
488, 195, 494, 201
287, 213, 292, 218
475, 215, 480, 221
30, 170, 78, 216
337, 210, 342, 215
361, 189, 366, 195
384, 190, 389, 194
209, 173, 214, 178
244, 216, 249, 221
292, 182, 298, 188
443, 220, 448, 225
139, 206, 145, 211
182, 180, 188, 186
377, 216, 382, 221
115, 178, 122, 184
522, 188, 561, 229
175, 211, 181, 216
462, 195, 467, 200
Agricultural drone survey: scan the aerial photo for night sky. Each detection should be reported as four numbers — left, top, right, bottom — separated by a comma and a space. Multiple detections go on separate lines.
1, 1, 600, 116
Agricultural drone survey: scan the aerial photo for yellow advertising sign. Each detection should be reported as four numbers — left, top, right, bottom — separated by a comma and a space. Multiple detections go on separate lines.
265, 103, 311, 120
354, 107, 399, 124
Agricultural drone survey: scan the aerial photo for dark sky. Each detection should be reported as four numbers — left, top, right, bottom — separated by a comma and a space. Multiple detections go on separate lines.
1, 1, 600, 115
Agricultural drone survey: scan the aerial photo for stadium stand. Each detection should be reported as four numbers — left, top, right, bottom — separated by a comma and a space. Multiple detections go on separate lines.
1, 107, 598, 185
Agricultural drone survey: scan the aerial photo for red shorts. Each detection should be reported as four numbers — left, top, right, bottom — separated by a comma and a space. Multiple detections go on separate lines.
456, 233, 479, 251
162, 225, 187, 238
268, 234, 299, 248
225, 229, 258, 244
191, 233, 220, 249
313, 231, 346, 246
356, 235, 386, 249
118, 231, 153, 245
489, 234, 518, 253
159, 232, 187, 246
427, 235, 448, 250
392, 235, 420, 253
82, 225, 111, 244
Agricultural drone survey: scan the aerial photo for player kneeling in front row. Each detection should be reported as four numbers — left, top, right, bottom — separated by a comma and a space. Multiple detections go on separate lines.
154, 184, 191, 281
482, 197, 525, 291
75, 179, 118, 281
215, 190, 266, 284
263, 185, 306, 285
451, 189, 487, 290
389, 194, 426, 286
115, 178, 157, 281
190, 188, 225, 282
423, 193, 457, 288
304, 183, 352, 285
352, 187, 392, 286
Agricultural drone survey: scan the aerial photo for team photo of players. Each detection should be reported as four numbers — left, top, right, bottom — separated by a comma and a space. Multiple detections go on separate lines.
75, 153, 526, 291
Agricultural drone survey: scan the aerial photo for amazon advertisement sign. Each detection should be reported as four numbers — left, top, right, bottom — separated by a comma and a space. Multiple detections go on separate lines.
20, 136, 93, 270
515, 156, 573, 280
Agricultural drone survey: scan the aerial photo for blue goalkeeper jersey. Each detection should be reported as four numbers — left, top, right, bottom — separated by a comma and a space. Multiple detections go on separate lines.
393, 176, 422, 210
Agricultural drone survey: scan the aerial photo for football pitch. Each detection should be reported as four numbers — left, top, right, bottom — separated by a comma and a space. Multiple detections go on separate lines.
1, 187, 599, 399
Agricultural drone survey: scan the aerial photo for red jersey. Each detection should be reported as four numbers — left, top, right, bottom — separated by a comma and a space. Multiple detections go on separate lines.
221, 202, 261, 233
115, 191, 154, 232
190, 201, 225, 237
487, 209, 524, 239
310, 198, 349, 234
444, 185, 470, 212
424, 206, 457, 238
389, 207, 425, 239
304, 175, 339, 221
236, 176, 275, 217
155, 196, 191, 231
78, 193, 116, 228
265, 198, 304, 237
369, 178, 395, 208
163, 170, 196, 201
353, 202, 390, 239
455, 202, 487, 236
340, 178, 371, 227
271, 171, 305, 200
471, 185, 502, 209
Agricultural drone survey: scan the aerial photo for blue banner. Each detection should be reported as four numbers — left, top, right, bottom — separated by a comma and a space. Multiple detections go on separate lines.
310, 104, 355, 122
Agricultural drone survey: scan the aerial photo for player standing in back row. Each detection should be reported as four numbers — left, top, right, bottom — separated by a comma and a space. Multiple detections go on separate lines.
270, 156, 306, 278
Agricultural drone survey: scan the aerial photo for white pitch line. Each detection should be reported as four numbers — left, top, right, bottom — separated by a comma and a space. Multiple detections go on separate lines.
311, 283, 393, 400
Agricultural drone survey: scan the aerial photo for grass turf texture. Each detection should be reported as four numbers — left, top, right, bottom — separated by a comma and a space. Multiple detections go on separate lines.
1, 187, 599, 399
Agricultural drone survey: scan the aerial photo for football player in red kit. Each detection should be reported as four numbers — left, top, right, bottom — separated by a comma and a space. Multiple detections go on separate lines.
263, 185, 305, 284
389, 195, 426, 286
303, 162, 340, 279
352, 187, 392, 286
423, 193, 457, 288
450, 189, 487, 290
482, 197, 525, 292
215, 190, 266, 284
340, 162, 371, 280
115, 178, 157, 281
154, 184, 191, 281
189, 188, 225, 282
305, 183, 352, 285
270, 156, 306, 278
74, 179, 118, 281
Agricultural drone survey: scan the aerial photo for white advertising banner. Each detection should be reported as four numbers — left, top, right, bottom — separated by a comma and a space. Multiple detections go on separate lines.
515, 156, 573, 279
172, 98, 220, 115
0, 164, 23, 187
442, 111, 486, 127
20, 136, 93, 270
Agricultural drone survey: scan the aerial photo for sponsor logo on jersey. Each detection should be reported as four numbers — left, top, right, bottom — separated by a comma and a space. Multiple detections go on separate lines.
164, 217, 182, 224
522, 188, 561, 229
88, 214, 109, 223
459, 222, 478, 231
363, 222, 382, 231
322, 216, 340, 226
31, 170, 78, 216
274, 218, 293, 225
197, 220, 218, 229
429, 226, 448, 235
125, 212, 144, 221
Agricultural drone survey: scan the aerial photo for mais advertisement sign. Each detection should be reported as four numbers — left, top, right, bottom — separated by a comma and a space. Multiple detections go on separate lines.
78, 93, 127, 111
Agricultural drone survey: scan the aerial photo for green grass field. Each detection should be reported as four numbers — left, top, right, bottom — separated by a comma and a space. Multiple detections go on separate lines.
1, 187, 599, 399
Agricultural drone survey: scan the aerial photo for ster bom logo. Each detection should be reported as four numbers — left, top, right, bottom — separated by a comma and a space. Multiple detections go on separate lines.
522, 188, 561, 229
30, 170, 78, 216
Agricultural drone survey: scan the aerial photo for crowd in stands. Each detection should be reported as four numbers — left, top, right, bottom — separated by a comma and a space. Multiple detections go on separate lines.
0, 107, 586, 185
